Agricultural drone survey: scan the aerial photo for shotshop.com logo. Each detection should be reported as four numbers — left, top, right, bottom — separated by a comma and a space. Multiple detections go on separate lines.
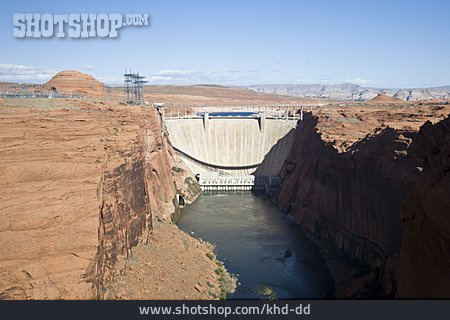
13, 13, 149, 38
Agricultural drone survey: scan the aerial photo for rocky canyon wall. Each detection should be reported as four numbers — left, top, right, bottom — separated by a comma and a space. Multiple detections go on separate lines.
93, 107, 200, 297
274, 111, 450, 297
395, 117, 450, 298
0, 101, 200, 299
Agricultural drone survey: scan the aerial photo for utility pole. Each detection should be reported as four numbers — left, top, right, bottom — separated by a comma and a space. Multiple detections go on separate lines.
328, 104, 334, 128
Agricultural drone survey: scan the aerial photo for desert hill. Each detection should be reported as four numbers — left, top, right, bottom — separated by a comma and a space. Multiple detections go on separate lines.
44, 70, 104, 97
369, 93, 404, 104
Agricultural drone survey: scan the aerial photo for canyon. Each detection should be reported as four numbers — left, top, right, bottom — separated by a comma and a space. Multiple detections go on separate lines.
0, 70, 449, 299
270, 105, 450, 298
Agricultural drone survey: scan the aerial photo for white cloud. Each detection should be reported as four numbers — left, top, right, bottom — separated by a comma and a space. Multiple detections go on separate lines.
149, 68, 260, 85
150, 69, 197, 82
96, 76, 122, 84
0, 63, 55, 83
345, 77, 373, 85
227, 69, 258, 74
157, 69, 196, 76
83, 65, 95, 71
150, 75, 173, 81
319, 74, 331, 84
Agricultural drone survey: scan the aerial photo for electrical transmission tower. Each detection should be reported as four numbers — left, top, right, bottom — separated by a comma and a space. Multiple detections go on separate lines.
123, 70, 148, 105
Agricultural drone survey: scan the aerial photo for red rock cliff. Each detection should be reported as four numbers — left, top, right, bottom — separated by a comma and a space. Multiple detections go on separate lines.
395, 117, 450, 298
275, 110, 450, 297
0, 102, 200, 299
92, 108, 199, 297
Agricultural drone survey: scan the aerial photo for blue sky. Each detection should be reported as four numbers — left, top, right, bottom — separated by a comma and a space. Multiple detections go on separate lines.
0, 0, 449, 87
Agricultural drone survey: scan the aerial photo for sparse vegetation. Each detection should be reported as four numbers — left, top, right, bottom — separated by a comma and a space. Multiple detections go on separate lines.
171, 166, 184, 173
257, 286, 278, 300
214, 262, 237, 300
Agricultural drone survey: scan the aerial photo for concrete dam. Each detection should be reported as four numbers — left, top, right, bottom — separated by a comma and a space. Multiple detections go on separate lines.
165, 109, 300, 190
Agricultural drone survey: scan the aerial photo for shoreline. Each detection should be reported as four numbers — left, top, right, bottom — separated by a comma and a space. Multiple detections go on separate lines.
105, 219, 235, 300
260, 192, 378, 299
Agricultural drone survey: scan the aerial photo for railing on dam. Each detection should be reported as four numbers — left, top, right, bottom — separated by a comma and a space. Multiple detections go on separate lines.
199, 174, 257, 191
162, 105, 311, 124
198, 173, 280, 192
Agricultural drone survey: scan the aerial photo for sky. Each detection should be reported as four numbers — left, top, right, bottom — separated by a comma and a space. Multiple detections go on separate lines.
0, 0, 449, 88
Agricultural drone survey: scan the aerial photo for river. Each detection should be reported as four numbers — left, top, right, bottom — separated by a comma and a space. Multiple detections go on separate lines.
177, 193, 334, 299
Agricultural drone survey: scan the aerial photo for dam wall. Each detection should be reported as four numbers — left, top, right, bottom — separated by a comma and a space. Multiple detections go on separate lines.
165, 116, 296, 176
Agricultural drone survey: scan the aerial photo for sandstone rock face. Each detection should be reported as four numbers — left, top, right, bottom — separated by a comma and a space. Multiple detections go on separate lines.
272, 109, 450, 297
277, 114, 420, 266
93, 107, 200, 296
44, 71, 105, 97
0, 100, 200, 299
395, 117, 450, 298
